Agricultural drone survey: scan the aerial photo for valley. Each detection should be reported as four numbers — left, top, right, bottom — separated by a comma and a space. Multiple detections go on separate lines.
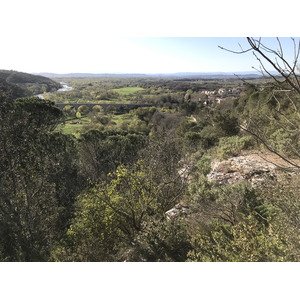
1, 64, 300, 262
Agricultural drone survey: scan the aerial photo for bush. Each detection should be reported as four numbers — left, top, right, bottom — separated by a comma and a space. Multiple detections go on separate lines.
196, 155, 211, 176
213, 111, 239, 136
183, 132, 202, 151
217, 135, 254, 159
63, 105, 76, 118
106, 105, 117, 114
92, 105, 104, 113
186, 214, 288, 262
78, 105, 90, 115
197, 125, 222, 149
269, 128, 294, 156
186, 182, 287, 262
129, 219, 192, 262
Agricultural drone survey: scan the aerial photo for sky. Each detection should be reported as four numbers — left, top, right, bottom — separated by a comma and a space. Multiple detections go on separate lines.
0, 0, 299, 75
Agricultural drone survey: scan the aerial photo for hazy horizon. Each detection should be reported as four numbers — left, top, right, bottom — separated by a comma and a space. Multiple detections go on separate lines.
30, 70, 261, 76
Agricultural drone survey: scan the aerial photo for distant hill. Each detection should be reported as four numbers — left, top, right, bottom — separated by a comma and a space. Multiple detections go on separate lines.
0, 70, 61, 99
169, 72, 262, 78
33, 72, 149, 78
33, 71, 263, 79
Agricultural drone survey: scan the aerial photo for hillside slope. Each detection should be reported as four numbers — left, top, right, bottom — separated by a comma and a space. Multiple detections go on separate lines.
0, 70, 61, 99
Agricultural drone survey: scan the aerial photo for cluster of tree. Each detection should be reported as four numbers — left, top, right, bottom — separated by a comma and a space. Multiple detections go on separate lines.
0, 93, 188, 261
2, 85, 299, 261
0, 94, 82, 260
44, 75, 251, 106
0, 70, 61, 97
0, 78, 31, 99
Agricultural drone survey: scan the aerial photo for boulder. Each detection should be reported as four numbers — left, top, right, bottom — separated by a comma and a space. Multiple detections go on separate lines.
165, 204, 189, 220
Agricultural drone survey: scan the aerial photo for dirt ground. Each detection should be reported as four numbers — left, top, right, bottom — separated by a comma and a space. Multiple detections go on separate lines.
241, 150, 300, 170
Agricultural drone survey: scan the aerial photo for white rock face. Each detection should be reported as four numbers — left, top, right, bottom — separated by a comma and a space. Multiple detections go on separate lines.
207, 154, 277, 185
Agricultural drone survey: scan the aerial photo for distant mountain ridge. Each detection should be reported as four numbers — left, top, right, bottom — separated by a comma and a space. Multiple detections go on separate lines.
0, 70, 61, 99
33, 71, 263, 79
33, 72, 149, 78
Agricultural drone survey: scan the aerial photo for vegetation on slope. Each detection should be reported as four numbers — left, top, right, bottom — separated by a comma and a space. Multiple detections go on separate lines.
0, 69, 61, 99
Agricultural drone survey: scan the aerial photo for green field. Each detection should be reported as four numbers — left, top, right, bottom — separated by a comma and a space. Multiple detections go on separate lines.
112, 87, 144, 95
111, 113, 132, 125
57, 117, 90, 135
57, 113, 134, 135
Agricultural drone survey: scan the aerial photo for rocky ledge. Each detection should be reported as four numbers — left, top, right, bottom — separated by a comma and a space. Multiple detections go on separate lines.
207, 153, 280, 186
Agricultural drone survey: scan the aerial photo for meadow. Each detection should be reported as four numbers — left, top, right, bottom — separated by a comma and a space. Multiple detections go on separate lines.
112, 86, 145, 95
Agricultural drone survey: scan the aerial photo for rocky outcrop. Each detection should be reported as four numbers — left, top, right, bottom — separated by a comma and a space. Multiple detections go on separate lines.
165, 204, 189, 220
207, 154, 278, 185
167, 153, 296, 219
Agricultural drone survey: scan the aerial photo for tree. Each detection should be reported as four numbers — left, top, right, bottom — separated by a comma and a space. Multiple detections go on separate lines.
0, 95, 81, 261
106, 105, 117, 114
78, 130, 146, 181
78, 105, 90, 115
130, 218, 192, 262
52, 160, 186, 261
92, 105, 104, 114
63, 105, 76, 118
132, 106, 157, 124
13, 96, 63, 130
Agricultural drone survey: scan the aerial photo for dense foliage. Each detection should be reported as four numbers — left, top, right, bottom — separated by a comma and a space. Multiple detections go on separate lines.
1, 72, 300, 262
0, 69, 61, 98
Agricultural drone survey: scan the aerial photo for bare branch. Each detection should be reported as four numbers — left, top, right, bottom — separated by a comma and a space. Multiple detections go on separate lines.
277, 37, 283, 57
218, 45, 252, 55
246, 37, 300, 94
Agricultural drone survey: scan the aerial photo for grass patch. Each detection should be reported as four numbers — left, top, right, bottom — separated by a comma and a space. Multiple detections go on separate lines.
111, 113, 132, 125
112, 87, 144, 95
58, 116, 90, 135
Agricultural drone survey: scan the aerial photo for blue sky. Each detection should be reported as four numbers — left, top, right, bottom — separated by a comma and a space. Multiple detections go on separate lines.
3, 36, 298, 74
0, 0, 298, 74
113, 37, 260, 73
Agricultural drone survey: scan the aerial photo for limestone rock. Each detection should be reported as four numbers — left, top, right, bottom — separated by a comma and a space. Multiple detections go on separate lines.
207, 154, 277, 185
165, 204, 189, 219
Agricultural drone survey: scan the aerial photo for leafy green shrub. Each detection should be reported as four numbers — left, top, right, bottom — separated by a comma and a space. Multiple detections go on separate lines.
106, 105, 117, 114
78, 105, 90, 115
183, 132, 202, 151
196, 155, 211, 176
269, 128, 294, 155
186, 214, 288, 262
97, 115, 111, 125
129, 219, 192, 262
183, 125, 222, 152
186, 179, 288, 262
255, 176, 300, 261
197, 125, 223, 149
217, 135, 254, 159
212, 111, 239, 136
92, 105, 104, 113
63, 105, 76, 118
128, 119, 149, 134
